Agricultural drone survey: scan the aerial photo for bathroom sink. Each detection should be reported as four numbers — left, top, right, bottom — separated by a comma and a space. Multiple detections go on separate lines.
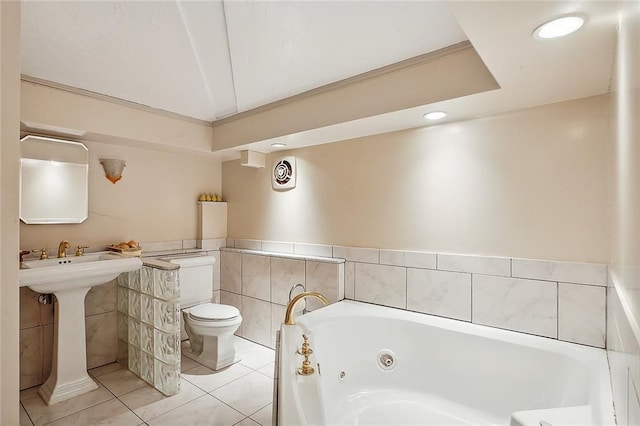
20, 251, 141, 293
19, 251, 142, 405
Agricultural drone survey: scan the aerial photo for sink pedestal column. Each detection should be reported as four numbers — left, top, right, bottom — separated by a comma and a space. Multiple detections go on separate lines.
38, 287, 98, 405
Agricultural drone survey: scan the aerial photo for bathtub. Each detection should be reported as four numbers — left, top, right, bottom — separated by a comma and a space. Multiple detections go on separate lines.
277, 300, 615, 426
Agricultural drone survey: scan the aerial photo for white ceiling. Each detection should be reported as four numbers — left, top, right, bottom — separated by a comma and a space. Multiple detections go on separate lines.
21, 1, 620, 158
21, 1, 467, 122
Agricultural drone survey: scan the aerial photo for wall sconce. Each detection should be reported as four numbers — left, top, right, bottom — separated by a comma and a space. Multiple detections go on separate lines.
99, 159, 126, 184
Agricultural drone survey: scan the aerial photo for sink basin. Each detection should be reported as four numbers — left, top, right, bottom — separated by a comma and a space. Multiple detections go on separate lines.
20, 252, 141, 293
19, 251, 142, 405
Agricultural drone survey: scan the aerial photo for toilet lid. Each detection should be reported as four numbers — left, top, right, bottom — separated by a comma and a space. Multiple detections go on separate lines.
189, 303, 240, 321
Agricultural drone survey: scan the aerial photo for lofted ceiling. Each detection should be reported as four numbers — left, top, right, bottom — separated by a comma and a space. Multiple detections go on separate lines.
20, 1, 620, 158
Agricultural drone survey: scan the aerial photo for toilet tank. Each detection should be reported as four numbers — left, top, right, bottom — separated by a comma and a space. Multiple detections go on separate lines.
164, 255, 215, 307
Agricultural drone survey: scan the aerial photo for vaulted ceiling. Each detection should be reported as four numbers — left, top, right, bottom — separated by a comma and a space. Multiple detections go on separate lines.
20, 1, 620, 157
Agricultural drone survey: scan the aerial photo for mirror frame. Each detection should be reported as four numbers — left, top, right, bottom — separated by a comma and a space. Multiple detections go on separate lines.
19, 135, 89, 224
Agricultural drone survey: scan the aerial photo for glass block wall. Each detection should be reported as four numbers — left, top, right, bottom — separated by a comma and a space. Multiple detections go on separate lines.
117, 261, 181, 396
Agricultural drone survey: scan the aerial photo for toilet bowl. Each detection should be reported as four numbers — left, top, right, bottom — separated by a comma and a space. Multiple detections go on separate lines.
182, 303, 242, 370
162, 255, 243, 371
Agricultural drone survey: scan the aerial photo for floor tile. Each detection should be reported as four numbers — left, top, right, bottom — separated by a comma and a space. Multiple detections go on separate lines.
256, 363, 275, 379
94, 368, 149, 396
211, 372, 273, 416
119, 378, 205, 422
237, 344, 275, 370
22, 383, 114, 426
182, 363, 253, 393
250, 404, 273, 426
147, 394, 244, 426
20, 387, 41, 402
235, 418, 259, 426
45, 398, 142, 426
180, 355, 200, 372
89, 362, 124, 378
20, 403, 34, 426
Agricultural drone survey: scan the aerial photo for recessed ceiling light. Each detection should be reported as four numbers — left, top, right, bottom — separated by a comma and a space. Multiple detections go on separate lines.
423, 111, 447, 121
533, 15, 585, 40
271, 143, 287, 148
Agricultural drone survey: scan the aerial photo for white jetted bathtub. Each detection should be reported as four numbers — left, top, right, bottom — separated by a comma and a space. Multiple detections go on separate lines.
277, 300, 615, 425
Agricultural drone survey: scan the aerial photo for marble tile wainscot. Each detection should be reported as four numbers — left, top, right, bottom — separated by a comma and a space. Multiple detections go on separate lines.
219, 248, 345, 349
117, 258, 181, 396
227, 239, 607, 349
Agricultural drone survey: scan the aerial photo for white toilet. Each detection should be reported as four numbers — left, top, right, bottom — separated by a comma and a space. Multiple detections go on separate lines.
165, 255, 242, 370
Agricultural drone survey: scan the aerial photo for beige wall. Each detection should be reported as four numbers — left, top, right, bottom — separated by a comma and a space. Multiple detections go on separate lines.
20, 139, 222, 250
223, 95, 611, 263
611, 0, 640, 324
1, 1, 22, 424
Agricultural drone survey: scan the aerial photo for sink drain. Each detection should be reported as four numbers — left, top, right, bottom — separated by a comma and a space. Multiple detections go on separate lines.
378, 349, 396, 371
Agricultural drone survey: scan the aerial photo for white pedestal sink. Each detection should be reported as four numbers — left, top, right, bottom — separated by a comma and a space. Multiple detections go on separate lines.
20, 252, 142, 405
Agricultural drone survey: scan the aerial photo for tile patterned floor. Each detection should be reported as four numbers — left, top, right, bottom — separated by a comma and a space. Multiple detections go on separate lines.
20, 336, 275, 426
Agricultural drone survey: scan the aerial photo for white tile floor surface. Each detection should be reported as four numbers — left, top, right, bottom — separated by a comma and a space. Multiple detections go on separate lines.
20, 337, 275, 426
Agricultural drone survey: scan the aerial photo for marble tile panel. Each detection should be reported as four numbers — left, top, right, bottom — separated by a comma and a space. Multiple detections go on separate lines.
139, 240, 183, 253
293, 243, 333, 258
472, 275, 557, 338
94, 367, 148, 396
183, 239, 197, 249
20, 287, 42, 329
406, 269, 471, 321
86, 311, 118, 369
42, 324, 53, 381
354, 263, 406, 309
22, 383, 114, 426
437, 254, 510, 277
198, 238, 224, 250
270, 257, 305, 306
210, 371, 273, 416
380, 250, 437, 269
180, 353, 200, 373
221, 251, 242, 294
235, 239, 262, 251
241, 296, 272, 347
119, 378, 205, 422
332, 246, 379, 263
558, 283, 606, 347
306, 261, 344, 310
20, 327, 42, 390
242, 254, 270, 301
20, 403, 33, 426
213, 250, 221, 291
271, 304, 286, 349
181, 363, 253, 393
45, 398, 142, 426
236, 418, 260, 426
261, 241, 294, 254
512, 258, 607, 286
86, 280, 117, 316
213, 290, 221, 304
220, 291, 243, 335
147, 394, 244, 426
250, 403, 273, 426
226, 238, 236, 248
344, 262, 355, 300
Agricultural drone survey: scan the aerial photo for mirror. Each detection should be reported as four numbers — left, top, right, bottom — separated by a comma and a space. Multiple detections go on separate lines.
20, 135, 89, 224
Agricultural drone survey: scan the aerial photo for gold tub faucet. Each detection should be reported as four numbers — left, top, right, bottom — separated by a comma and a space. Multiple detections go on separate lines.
284, 291, 328, 325
57, 240, 70, 258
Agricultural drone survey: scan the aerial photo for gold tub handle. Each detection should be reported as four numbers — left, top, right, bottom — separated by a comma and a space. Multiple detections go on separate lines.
284, 291, 328, 325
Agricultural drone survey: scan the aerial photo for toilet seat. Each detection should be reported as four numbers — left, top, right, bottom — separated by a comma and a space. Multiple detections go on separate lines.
188, 303, 239, 322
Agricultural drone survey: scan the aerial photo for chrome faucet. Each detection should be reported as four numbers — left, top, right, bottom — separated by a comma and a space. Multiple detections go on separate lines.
57, 240, 70, 258
284, 291, 328, 325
